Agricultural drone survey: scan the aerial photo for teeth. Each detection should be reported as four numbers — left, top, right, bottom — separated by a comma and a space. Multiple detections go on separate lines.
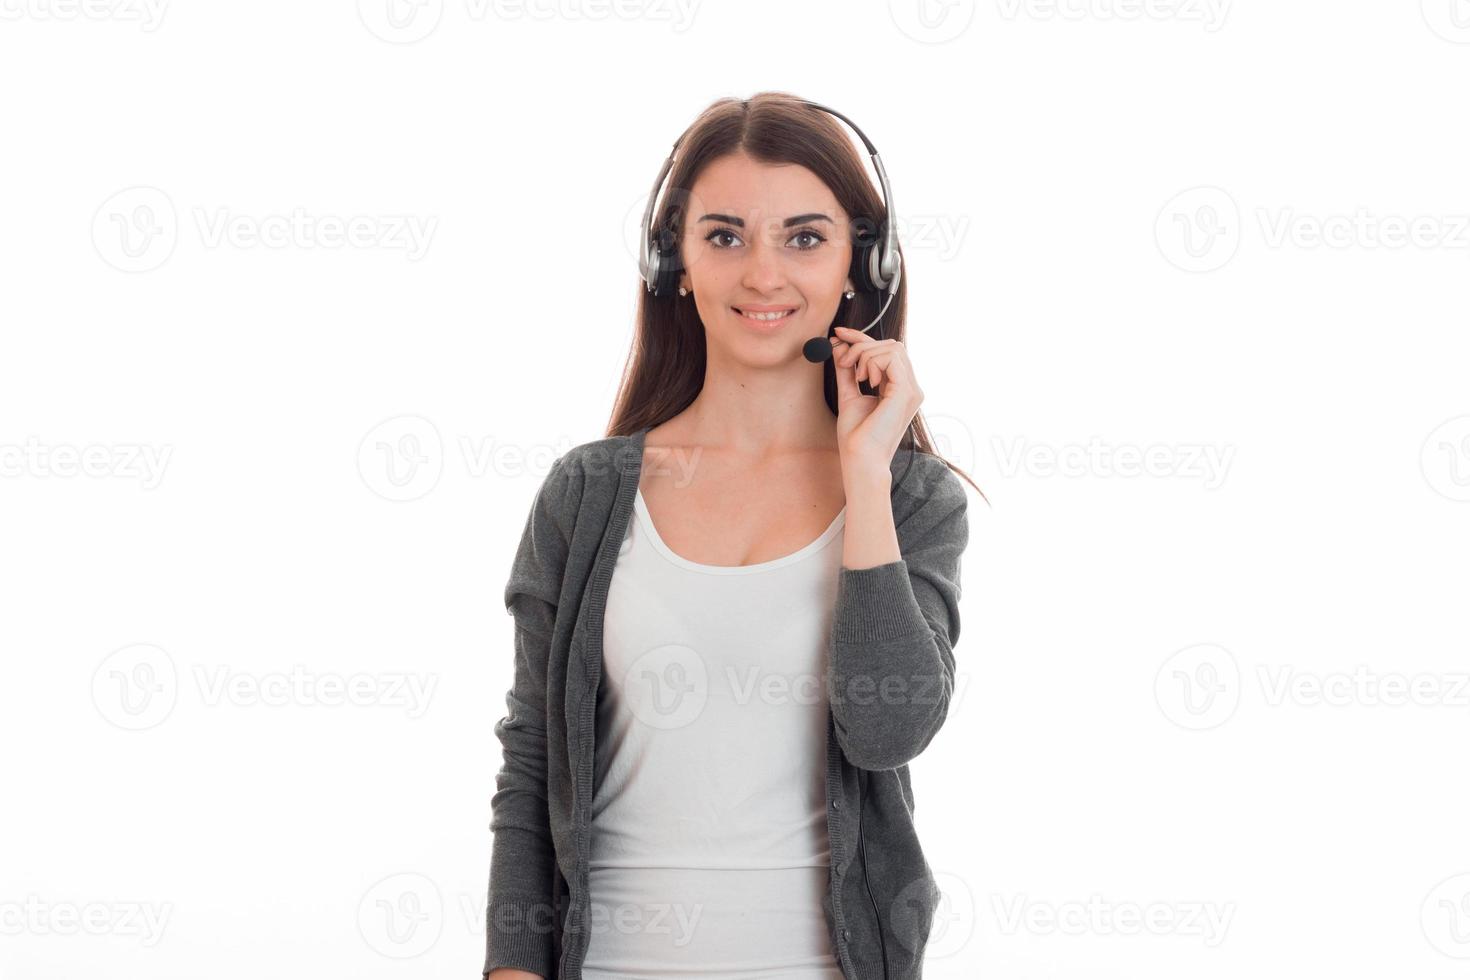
738, 309, 794, 321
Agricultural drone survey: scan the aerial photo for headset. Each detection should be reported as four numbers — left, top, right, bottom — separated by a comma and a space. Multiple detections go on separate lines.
641, 98, 928, 980
638, 99, 901, 338
637, 98, 919, 503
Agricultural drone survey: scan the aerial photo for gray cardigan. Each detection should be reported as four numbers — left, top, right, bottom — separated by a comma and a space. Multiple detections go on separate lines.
483, 425, 969, 980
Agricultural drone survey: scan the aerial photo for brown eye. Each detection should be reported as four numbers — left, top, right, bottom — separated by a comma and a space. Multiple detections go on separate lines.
790, 229, 826, 250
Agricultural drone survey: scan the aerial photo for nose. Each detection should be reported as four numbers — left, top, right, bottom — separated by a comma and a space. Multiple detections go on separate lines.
740, 224, 787, 294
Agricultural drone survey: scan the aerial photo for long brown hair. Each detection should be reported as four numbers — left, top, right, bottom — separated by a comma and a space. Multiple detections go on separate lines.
606, 91, 985, 502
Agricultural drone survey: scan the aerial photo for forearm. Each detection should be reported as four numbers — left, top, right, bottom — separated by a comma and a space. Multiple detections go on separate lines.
827, 458, 969, 770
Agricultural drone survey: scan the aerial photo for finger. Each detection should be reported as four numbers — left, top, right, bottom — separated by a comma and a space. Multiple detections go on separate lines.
837, 337, 897, 372
833, 330, 889, 365
831, 340, 861, 400
851, 346, 897, 391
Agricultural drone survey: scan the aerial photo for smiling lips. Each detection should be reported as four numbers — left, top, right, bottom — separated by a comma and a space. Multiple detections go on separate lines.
732, 305, 798, 324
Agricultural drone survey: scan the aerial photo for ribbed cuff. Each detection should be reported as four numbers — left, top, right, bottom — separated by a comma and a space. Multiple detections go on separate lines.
833, 559, 932, 644
483, 893, 558, 979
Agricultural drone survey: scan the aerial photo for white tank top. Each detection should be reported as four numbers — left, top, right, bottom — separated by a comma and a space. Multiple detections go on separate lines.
581, 487, 848, 979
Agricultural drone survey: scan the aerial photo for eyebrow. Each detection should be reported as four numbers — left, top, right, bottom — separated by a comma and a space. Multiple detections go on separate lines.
697, 212, 833, 228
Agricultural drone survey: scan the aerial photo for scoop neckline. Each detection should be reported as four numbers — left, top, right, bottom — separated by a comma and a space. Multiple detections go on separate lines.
633, 487, 846, 575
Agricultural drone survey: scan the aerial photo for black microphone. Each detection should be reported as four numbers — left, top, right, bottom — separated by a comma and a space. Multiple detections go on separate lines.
804, 288, 898, 363
803, 336, 835, 363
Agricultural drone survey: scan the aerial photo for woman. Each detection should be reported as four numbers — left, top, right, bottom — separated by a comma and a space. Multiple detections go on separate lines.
484, 92, 981, 980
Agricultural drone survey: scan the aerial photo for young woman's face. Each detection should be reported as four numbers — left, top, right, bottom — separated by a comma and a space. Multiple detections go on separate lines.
678, 151, 853, 360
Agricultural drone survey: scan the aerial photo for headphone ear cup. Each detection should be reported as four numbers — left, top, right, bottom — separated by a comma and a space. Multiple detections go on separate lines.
849, 217, 883, 293
653, 227, 683, 298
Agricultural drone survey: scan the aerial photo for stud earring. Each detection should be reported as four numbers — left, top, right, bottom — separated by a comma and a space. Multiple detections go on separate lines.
678, 285, 689, 296
843, 289, 855, 300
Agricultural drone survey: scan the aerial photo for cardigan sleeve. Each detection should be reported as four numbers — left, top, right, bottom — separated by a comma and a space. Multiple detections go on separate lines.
483, 454, 576, 980
827, 458, 969, 771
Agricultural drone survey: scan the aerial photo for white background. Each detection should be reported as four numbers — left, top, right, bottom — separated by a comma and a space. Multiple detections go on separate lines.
3, 1, 1469, 978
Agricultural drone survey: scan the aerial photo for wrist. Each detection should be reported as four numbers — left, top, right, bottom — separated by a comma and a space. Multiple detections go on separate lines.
842, 460, 893, 492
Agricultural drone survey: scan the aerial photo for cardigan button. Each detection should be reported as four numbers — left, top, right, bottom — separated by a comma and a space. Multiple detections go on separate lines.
831, 799, 841, 809
841, 928, 851, 942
